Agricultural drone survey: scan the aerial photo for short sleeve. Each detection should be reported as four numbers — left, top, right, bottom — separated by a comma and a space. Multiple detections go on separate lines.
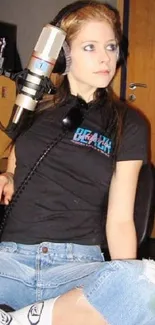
117, 107, 149, 164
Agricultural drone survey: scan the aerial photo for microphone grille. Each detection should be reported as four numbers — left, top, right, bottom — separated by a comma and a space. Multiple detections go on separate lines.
34, 24, 66, 59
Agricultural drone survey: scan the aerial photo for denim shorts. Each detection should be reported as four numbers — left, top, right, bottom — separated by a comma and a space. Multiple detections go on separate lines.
0, 241, 155, 325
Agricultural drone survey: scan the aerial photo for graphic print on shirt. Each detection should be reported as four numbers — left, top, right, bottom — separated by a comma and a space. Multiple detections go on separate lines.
72, 127, 112, 156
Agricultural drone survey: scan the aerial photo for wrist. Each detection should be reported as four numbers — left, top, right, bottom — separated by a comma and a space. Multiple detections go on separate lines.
2, 171, 14, 183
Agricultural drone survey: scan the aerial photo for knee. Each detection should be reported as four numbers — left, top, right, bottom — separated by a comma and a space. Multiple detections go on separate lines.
87, 259, 155, 292
115, 259, 155, 285
105, 259, 155, 285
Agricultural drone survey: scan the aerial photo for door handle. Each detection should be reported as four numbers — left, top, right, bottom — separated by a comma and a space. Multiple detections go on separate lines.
129, 82, 147, 90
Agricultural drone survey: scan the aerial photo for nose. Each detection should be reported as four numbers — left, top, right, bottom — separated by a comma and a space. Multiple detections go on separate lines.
98, 49, 110, 63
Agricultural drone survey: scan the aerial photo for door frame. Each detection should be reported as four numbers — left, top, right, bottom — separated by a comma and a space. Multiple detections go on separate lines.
112, 0, 124, 96
113, 0, 129, 99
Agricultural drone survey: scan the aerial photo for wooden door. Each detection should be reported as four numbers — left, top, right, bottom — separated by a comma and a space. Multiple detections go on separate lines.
0, 76, 16, 159
115, 0, 155, 237
124, 0, 155, 163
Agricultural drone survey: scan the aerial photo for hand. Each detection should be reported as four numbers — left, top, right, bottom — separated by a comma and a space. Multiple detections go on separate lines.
0, 172, 14, 205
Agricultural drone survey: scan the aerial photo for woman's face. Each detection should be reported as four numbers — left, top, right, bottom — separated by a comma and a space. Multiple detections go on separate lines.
67, 20, 118, 92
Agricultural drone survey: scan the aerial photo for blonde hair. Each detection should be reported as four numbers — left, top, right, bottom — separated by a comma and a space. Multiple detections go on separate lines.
40, 0, 122, 109
60, 3, 121, 44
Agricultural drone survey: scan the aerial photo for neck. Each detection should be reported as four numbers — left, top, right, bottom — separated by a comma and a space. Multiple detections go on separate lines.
67, 74, 96, 103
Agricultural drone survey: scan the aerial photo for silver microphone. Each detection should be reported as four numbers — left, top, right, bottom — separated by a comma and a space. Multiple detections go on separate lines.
12, 24, 66, 124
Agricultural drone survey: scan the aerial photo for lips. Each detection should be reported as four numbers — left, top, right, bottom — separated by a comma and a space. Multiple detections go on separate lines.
94, 70, 110, 74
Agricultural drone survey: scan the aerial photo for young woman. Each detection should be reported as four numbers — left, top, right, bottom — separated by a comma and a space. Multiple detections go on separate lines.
0, 1, 155, 324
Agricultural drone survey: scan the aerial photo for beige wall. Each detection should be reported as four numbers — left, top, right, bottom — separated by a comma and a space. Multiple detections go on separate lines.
0, 0, 117, 67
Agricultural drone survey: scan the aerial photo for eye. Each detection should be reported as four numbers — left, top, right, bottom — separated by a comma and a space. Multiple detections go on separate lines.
83, 44, 95, 51
106, 43, 118, 52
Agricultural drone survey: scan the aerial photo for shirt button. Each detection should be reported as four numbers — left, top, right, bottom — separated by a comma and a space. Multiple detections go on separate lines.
42, 246, 48, 253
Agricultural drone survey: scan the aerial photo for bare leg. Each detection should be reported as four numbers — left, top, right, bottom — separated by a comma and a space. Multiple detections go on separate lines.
0, 289, 108, 325
53, 288, 109, 325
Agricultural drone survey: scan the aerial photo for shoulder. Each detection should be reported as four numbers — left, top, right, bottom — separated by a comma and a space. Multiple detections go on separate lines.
116, 100, 150, 163
114, 98, 150, 139
114, 98, 149, 130
124, 103, 149, 131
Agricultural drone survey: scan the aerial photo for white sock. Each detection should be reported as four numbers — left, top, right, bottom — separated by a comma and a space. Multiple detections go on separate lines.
0, 297, 59, 325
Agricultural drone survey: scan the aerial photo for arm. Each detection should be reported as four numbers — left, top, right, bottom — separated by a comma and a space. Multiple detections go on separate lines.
0, 145, 16, 204
106, 160, 142, 260
5, 145, 16, 174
